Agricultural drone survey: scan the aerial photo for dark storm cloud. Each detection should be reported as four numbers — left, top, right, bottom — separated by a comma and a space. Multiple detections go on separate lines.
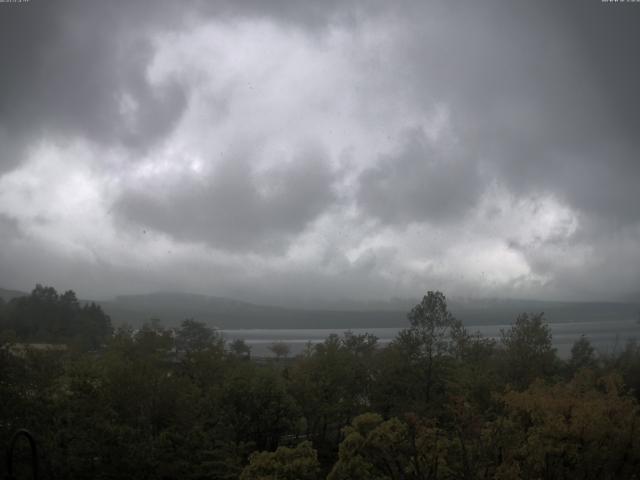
547, 0, 640, 224
393, 0, 640, 225
0, 0, 368, 174
116, 148, 337, 252
357, 128, 482, 225
0, 0, 188, 171
2, 0, 638, 216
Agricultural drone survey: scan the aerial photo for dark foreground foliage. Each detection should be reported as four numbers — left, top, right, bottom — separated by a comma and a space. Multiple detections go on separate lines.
1, 287, 640, 479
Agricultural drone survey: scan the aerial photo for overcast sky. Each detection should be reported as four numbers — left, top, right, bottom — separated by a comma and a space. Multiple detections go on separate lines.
1, 0, 639, 305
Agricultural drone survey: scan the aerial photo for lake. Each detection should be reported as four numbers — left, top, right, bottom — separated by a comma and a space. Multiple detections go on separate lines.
221, 319, 640, 358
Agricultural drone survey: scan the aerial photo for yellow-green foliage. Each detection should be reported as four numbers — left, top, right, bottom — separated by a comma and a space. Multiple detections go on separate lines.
329, 413, 449, 480
498, 371, 640, 479
240, 441, 320, 480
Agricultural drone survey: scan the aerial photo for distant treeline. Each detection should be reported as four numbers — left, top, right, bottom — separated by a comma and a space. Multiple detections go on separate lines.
0, 284, 112, 348
4, 285, 638, 331
1, 288, 640, 479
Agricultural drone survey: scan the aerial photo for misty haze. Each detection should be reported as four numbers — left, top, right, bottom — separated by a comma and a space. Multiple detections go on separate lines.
1, 0, 640, 478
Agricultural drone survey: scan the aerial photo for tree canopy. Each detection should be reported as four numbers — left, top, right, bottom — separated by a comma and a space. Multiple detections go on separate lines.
1, 286, 639, 479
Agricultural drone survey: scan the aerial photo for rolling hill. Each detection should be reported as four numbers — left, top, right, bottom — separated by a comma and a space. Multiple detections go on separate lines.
98, 292, 640, 330
2, 286, 638, 330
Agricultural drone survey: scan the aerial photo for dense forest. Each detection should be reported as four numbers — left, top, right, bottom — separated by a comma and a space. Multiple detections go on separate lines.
1, 286, 640, 479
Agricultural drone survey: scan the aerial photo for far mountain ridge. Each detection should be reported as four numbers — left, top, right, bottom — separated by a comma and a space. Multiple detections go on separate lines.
2, 287, 639, 330
93, 292, 640, 330
0, 287, 28, 302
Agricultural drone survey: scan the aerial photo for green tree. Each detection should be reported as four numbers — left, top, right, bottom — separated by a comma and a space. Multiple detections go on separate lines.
568, 335, 598, 374
269, 341, 291, 361
499, 312, 558, 388
602, 339, 640, 402
131, 321, 175, 359
289, 333, 377, 460
376, 291, 462, 413
328, 413, 449, 480
218, 362, 299, 452
447, 331, 498, 412
407, 292, 463, 399
229, 338, 252, 360
175, 318, 220, 354
2, 284, 112, 347
240, 441, 320, 480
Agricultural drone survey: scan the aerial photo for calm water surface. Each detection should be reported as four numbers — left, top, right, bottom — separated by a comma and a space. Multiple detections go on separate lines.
221, 320, 640, 358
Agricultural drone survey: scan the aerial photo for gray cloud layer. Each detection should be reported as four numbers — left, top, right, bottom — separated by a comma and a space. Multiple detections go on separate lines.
0, 0, 188, 171
358, 128, 482, 225
116, 148, 337, 252
0, 0, 639, 303
390, 1, 640, 226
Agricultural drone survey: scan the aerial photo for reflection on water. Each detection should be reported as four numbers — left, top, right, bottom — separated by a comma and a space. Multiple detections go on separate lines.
221, 320, 640, 358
